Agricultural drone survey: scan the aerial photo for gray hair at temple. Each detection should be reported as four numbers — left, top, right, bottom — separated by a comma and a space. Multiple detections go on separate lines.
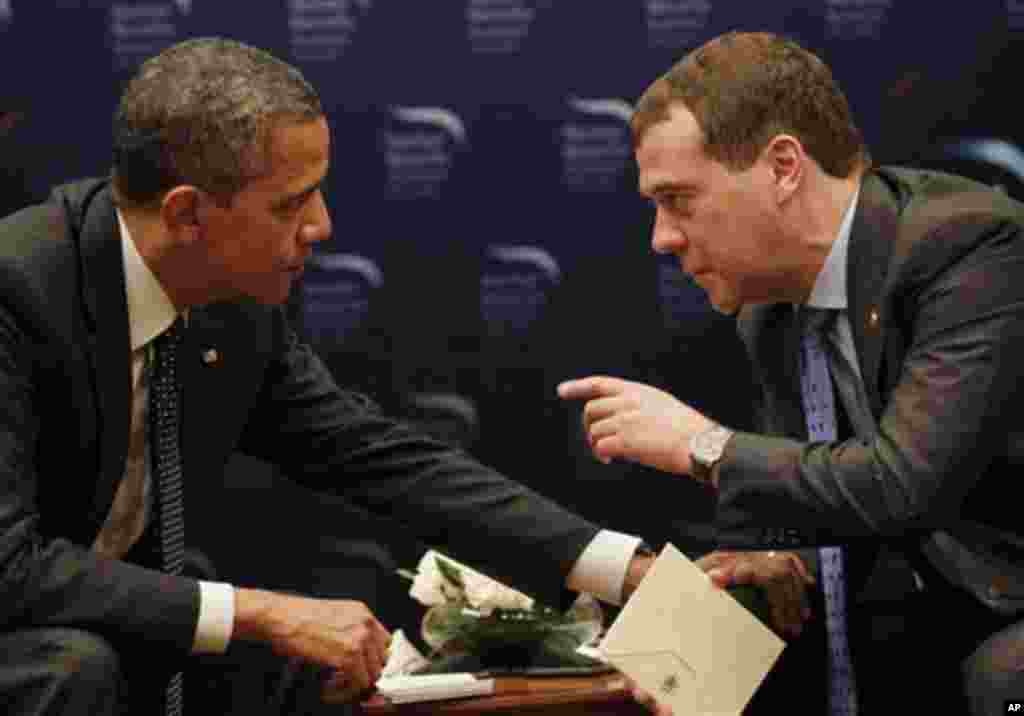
112, 37, 323, 208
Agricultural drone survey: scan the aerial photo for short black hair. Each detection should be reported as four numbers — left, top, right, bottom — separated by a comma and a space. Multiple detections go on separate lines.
113, 37, 322, 208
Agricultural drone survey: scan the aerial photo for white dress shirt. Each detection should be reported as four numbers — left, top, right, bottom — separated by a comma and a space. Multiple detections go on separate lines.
99, 211, 641, 653
92, 211, 234, 654
805, 184, 862, 376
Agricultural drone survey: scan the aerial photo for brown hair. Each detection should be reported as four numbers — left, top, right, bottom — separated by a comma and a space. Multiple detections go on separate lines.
632, 32, 869, 178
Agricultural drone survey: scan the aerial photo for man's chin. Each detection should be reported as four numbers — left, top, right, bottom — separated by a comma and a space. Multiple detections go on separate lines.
245, 280, 296, 306
713, 303, 743, 317
707, 293, 743, 317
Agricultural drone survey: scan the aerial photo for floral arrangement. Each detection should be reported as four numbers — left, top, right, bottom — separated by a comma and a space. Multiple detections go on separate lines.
403, 550, 603, 667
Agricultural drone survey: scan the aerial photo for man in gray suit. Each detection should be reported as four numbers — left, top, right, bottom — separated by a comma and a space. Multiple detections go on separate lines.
0, 37, 666, 715
560, 31, 1024, 716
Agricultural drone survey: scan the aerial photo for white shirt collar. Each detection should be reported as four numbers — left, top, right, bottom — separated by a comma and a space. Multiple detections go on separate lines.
117, 209, 179, 352
805, 184, 861, 311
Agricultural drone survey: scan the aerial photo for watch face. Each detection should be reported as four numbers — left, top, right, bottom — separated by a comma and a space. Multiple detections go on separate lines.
691, 432, 713, 465
693, 426, 729, 465
696, 436, 712, 465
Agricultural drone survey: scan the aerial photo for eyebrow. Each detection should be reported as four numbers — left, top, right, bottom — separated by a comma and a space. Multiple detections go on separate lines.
638, 180, 697, 199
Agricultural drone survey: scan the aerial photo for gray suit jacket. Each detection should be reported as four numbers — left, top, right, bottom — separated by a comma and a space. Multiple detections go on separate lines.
0, 178, 600, 654
715, 167, 1024, 614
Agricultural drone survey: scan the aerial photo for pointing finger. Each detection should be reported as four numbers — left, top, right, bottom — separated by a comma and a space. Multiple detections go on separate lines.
557, 376, 627, 401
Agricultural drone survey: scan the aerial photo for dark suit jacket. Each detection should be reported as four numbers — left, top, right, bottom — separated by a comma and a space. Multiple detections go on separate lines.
0, 178, 600, 655
714, 167, 1024, 614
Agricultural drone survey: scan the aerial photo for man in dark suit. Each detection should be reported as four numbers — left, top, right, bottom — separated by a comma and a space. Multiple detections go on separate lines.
0, 108, 40, 218
0, 37, 666, 715
560, 31, 1024, 716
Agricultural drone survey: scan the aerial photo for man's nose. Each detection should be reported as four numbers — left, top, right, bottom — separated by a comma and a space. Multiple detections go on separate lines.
300, 190, 332, 245
651, 209, 685, 255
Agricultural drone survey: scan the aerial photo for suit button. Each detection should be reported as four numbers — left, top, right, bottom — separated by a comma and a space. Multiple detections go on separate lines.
868, 309, 880, 328
201, 348, 219, 365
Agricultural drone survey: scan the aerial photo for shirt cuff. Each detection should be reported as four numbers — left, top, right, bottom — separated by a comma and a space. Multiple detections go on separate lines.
193, 581, 236, 654
565, 529, 643, 606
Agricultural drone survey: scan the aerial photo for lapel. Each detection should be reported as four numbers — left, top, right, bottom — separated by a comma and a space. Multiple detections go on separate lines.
77, 185, 134, 528
746, 301, 807, 436
181, 304, 230, 464
179, 301, 275, 476
844, 171, 902, 419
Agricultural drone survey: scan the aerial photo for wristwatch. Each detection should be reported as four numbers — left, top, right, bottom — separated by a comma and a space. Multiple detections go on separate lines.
688, 423, 735, 483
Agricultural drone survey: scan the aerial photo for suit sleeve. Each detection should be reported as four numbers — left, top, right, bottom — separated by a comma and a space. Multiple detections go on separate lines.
0, 305, 199, 652
716, 217, 1024, 539
236, 312, 601, 605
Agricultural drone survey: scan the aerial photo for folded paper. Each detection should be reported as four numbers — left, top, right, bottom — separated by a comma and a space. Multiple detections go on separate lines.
381, 629, 431, 679
598, 543, 785, 715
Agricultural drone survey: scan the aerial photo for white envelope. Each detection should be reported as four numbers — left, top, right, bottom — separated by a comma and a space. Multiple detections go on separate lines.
598, 543, 785, 715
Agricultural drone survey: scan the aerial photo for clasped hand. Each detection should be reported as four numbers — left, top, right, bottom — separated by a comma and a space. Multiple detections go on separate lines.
557, 375, 712, 476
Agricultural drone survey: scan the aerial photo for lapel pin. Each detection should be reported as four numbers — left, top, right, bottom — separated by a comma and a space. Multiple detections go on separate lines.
868, 309, 880, 328
201, 348, 219, 366
989, 574, 1010, 600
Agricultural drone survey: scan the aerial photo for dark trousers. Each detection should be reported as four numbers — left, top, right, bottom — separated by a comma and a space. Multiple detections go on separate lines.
0, 626, 315, 716
0, 548, 304, 716
0, 627, 123, 716
849, 558, 1022, 716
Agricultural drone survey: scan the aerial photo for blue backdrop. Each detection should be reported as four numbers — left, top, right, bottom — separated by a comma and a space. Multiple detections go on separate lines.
3, 0, 1023, 549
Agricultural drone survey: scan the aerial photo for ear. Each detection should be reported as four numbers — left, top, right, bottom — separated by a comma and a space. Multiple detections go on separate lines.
160, 185, 206, 245
761, 134, 804, 205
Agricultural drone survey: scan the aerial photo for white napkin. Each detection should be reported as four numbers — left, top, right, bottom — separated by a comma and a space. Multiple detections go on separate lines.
375, 673, 495, 704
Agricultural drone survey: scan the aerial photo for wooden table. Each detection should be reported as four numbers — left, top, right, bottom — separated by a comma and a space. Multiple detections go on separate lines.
357, 672, 649, 715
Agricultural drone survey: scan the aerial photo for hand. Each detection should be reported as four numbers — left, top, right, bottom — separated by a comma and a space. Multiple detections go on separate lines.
626, 676, 675, 716
234, 589, 391, 700
321, 666, 371, 705
557, 376, 712, 476
622, 551, 655, 602
696, 550, 815, 639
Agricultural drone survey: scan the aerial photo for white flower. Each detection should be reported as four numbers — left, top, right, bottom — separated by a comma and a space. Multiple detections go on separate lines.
408, 555, 450, 606
407, 550, 534, 613
463, 575, 533, 615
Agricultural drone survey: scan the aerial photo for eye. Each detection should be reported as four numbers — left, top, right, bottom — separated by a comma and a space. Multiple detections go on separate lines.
653, 193, 692, 218
274, 196, 306, 218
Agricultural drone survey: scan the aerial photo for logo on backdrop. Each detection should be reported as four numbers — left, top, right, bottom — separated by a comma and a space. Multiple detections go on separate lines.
302, 252, 383, 345
561, 98, 633, 193
467, 0, 538, 54
384, 106, 466, 200
480, 245, 561, 339
110, 2, 183, 71
826, 0, 892, 40
287, 0, 374, 62
1009, 0, 1024, 30
645, 0, 712, 50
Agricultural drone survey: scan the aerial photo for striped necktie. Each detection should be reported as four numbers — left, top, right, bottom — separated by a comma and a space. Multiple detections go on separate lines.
799, 306, 858, 716
150, 317, 186, 716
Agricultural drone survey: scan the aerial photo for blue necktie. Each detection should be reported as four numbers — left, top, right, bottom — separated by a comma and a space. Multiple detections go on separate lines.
150, 318, 186, 716
799, 307, 858, 716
